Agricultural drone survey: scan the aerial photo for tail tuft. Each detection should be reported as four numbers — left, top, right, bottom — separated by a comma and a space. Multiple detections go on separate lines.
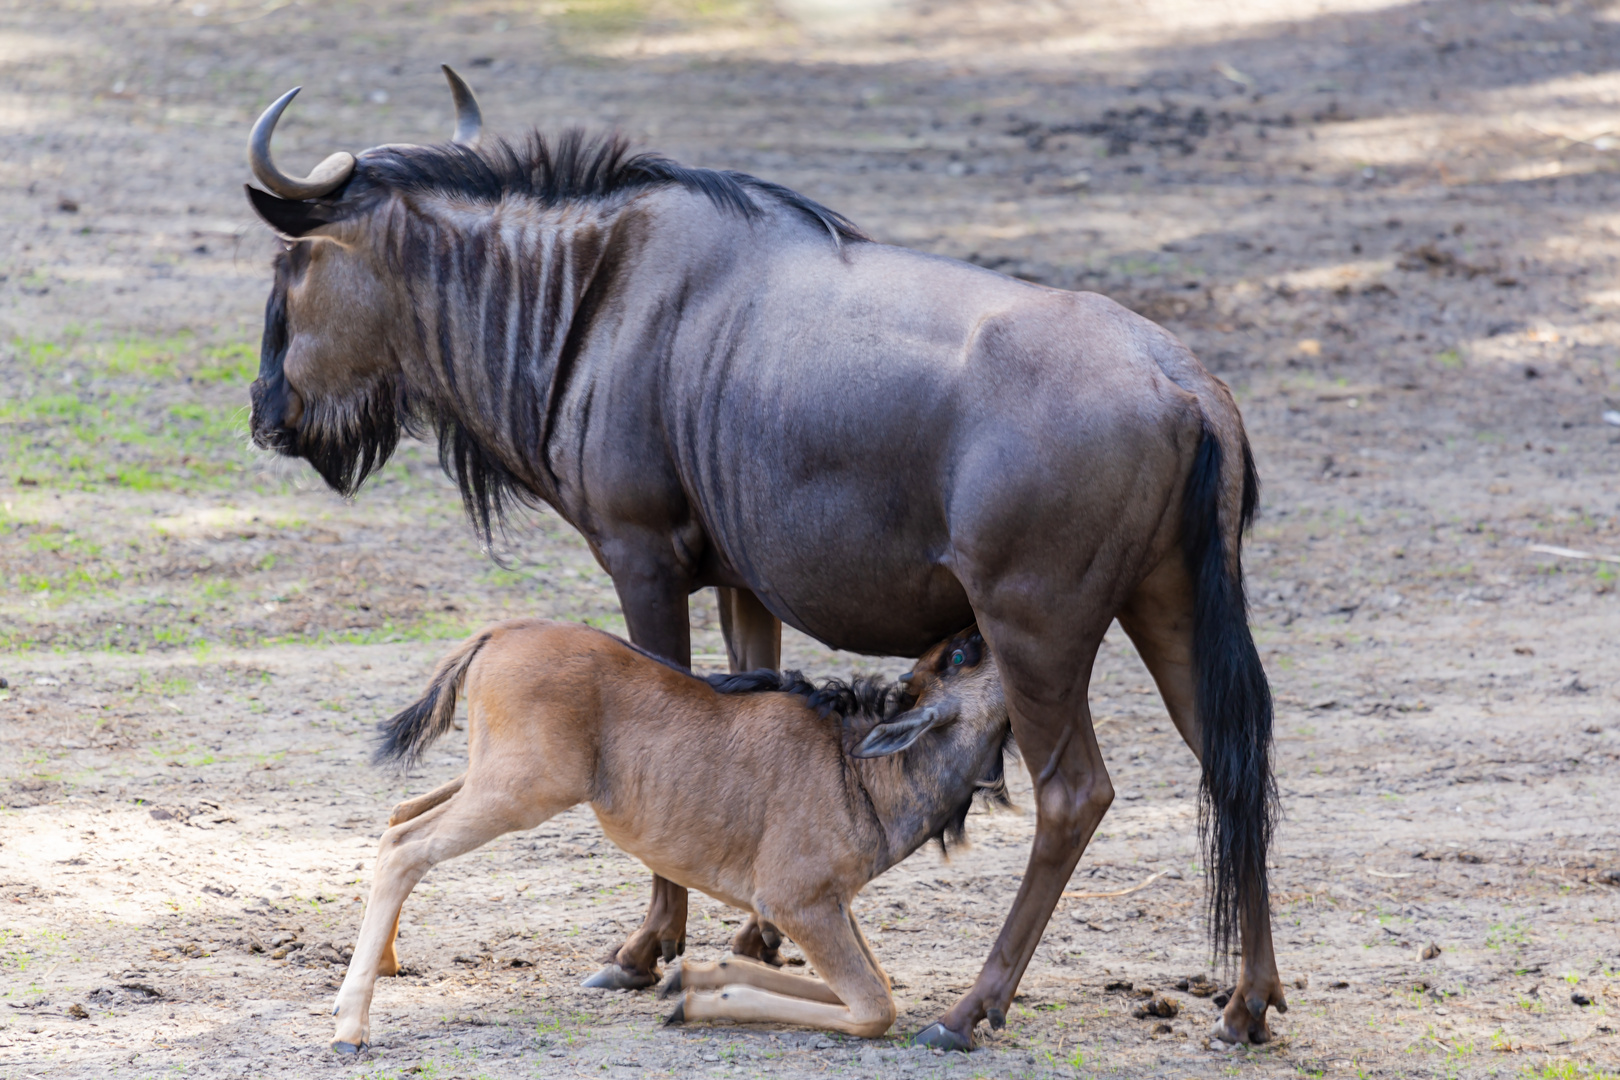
374, 631, 491, 768
1182, 427, 1276, 963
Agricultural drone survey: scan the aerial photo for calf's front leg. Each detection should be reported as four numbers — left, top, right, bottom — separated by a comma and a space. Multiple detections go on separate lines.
671, 904, 896, 1038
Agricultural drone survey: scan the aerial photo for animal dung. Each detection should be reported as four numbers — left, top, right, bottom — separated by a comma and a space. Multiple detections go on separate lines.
1421, 942, 1442, 960
1131, 995, 1180, 1019
1180, 973, 1217, 997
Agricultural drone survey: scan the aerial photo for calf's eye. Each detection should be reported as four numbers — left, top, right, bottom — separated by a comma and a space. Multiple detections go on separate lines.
951, 649, 965, 666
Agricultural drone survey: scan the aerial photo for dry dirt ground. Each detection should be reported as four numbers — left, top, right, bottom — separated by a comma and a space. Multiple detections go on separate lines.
3, 0, 1620, 1077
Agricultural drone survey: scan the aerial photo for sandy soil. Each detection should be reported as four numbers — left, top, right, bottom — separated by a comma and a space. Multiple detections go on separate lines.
2, 1, 1619, 1077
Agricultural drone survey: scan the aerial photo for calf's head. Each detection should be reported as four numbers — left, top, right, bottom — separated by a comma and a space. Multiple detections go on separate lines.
852, 627, 1005, 759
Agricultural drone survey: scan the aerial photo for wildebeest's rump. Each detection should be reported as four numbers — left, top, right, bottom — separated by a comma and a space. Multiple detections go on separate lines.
245, 69, 1283, 1048
331, 620, 1010, 1050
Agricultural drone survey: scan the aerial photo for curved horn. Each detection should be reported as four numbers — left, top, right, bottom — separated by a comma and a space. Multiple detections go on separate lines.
248, 86, 357, 201
442, 65, 483, 149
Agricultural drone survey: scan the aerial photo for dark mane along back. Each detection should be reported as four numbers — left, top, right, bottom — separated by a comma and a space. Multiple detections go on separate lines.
358, 130, 868, 246
704, 669, 905, 727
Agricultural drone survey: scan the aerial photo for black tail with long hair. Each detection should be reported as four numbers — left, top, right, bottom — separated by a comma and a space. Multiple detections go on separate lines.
374, 631, 491, 768
1182, 427, 1276, 962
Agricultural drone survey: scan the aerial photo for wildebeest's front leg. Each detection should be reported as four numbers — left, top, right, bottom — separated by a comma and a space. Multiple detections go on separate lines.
584, 557, 694, 990
717, 586, 788, 965
915, 622, 1114, 1051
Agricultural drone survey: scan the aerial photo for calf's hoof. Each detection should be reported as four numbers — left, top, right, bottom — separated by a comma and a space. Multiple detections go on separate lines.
330, 1040, 369, 1055
912, 1021, 973, 1052
656, 965, 683, 999
581, 964, 657, 991
662, 1001, 686, 1026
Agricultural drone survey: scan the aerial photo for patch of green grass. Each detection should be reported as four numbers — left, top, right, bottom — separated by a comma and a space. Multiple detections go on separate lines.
1523, 1061, 1620, 1080
3, 332, 261, 493
192, 343, 257, 385
1487, 918, 1531, 950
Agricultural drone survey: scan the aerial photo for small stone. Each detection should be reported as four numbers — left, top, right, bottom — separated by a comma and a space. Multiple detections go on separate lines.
1421, 942, 1441, 960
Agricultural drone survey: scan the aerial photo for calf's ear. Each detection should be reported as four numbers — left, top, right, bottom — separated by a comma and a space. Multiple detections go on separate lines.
852, 707, 941, 759
246, 184, 340, 239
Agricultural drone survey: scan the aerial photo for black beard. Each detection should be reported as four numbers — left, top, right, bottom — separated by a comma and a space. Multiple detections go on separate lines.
295, 387, 404, 497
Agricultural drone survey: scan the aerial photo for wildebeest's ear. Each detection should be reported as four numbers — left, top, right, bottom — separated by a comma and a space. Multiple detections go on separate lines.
851, 707, 941, 759
245, 184, 339, 239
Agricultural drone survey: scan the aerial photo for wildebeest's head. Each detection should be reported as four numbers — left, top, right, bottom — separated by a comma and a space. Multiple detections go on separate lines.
244, 67, 486, 496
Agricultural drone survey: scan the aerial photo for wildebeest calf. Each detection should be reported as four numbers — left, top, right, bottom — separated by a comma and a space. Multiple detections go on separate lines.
330, 618, 1009, 1052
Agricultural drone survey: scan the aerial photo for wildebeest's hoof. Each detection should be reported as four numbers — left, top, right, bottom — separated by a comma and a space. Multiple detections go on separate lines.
912, 1021, 972, 1052
656, 965, 683, 999
662, 1000, 686, 1026
581, 964, 657, 991
330, 1040, 369, 1055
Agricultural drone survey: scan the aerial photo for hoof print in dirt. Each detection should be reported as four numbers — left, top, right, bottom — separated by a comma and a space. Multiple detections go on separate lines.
117, 983, 162, 1000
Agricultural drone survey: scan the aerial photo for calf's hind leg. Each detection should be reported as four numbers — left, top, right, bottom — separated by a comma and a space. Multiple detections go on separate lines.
332, 786, 566, 1053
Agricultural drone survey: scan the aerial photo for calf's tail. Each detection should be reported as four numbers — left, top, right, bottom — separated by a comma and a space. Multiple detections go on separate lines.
374, 631, 491, 768
1182, 424, 1276, 961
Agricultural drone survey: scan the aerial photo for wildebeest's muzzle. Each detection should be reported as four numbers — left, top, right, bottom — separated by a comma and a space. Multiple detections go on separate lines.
250, 254, 302, 456
249, 370, 301, 456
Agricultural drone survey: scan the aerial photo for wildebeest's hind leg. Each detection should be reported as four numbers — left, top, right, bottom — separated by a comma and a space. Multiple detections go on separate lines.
674, 905, 896, 1038
1117, 471, 1285, 1044
331, 785, 569, 1053
914, 614, 1115, 1051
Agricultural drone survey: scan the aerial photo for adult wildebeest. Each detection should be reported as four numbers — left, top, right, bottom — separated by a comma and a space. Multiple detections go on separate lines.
244, 68, 1283, 1048
332, 621, 1009, 1052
